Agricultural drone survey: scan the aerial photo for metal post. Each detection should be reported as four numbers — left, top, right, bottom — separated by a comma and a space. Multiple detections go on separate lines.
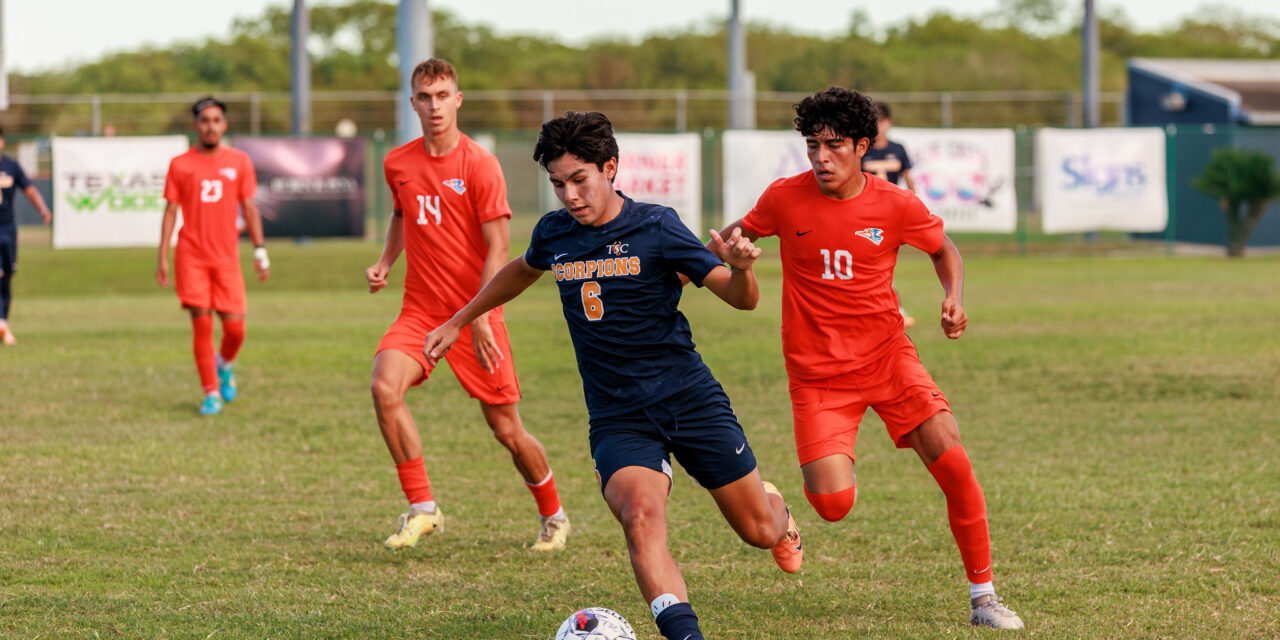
291, 0, 311, 134
396, 0, 433, 144
1082, 0, 1100, 128
542, 91, 554, 123
727, 0, 749, 129
0, 0, 8, 112
91, 95, 101, 135
676, 90, 688, 132
1165, 124, 1178, 256
940, 92, 953, 128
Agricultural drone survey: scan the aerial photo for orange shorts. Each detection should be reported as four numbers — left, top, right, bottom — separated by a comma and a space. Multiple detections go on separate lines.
790, 333, 950, 465
376, 311, 521, 405
174, 255, 246, 314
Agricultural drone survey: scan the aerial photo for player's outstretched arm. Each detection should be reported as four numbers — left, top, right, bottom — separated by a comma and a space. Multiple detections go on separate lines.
424, 255, 543, 364
469, 217, 512, 372
242, 199, 269, 281
366, 213, 405, 293
929, 235, 967, 339
701, 227, 761, 310
156, 201, 180, 287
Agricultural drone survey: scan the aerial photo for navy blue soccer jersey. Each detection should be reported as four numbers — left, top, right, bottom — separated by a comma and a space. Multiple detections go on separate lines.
0, 156, 32, 227
524, 193, 724, 419
862, 141, 912, 187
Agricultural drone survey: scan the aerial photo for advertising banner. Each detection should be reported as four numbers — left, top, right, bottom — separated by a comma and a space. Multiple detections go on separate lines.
722, 130, 809, 225
51, 135, 188, 249
892, 128, 1018, 232
1037, 128, 1168, 233
235, 137, 366, 237
615, 133, 702, 233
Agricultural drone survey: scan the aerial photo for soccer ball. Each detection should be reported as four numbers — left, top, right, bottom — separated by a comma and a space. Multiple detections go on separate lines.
553, 607, 637, 640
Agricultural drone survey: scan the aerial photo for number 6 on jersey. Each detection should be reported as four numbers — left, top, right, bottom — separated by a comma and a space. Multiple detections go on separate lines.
581, 281, 604, 321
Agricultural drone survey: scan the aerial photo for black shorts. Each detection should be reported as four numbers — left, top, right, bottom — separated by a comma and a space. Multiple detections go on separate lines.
589, 379, 758, 494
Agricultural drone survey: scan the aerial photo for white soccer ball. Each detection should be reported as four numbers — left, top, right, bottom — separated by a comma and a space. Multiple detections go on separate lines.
553, 607, 637, 640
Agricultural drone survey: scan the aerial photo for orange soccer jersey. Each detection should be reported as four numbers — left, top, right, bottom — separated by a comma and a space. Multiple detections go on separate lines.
741, 171, 944, 381
383, 134, 511, 320
164, 147, 257, 265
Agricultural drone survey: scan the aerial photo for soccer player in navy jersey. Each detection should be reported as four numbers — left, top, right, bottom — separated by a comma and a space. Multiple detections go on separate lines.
424, 111, 802, 640
0, 127, 54, 346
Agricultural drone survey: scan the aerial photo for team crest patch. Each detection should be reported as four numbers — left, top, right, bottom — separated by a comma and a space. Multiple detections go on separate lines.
442, 178, 466, 195
218, 167, 237, 181
856, 227, 884, 246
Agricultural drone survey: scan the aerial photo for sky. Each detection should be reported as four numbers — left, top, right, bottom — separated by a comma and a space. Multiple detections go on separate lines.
6, 0, 1279, 73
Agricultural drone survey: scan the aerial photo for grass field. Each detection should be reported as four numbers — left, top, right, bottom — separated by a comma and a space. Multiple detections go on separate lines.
2, 227, 1278, 639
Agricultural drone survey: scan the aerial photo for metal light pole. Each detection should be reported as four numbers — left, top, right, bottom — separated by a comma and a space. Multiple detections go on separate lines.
397, 0, 434, 144
1082, 0, 1100, 127
291, 0, 311, 133
727, 0, 754, 129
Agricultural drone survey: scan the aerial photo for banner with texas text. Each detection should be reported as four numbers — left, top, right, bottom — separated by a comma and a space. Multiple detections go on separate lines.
614, 133, 702, 233
1037, 127, 1168, 233
892, 128, 1018, 232
52, 135, 189, 249
235, 137, 366, 238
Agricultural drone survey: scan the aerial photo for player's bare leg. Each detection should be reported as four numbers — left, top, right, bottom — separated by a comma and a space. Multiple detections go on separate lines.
707, 468, 802, 572
480, 402, 569, 550
905, 411, 1024, 629
371, 349, 442, 548
800, 453, 859, 521
604, 466, 704, 640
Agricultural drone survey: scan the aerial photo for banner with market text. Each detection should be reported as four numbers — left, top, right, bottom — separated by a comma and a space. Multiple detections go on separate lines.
892, 128, 1018, 232
1037, 127, 1168, 233
235, 137, 366, 237
52, 135, 188, 249
614, 133, 702, 233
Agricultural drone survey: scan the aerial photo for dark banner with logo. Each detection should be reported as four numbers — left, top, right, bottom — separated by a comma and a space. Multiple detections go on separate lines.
236, 137, 365, 237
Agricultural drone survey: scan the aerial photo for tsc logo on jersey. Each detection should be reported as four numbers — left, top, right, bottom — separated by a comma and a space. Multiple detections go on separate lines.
606, 242, 629, 256
855, 228, 884, 246
218, 167, 238, 181
442, 178, 466, 195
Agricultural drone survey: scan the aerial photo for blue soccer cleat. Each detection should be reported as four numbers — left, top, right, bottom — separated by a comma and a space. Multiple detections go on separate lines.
217, 360, 237, 403
199, 392, 224, 416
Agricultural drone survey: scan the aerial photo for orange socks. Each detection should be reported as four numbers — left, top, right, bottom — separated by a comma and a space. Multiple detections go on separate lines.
396, 457, 434, 505
526, 471, 562, 517
803, 483, 857, 522
927, 446, 993, 584
191, 314, 218, 394
220, 318, 245, 363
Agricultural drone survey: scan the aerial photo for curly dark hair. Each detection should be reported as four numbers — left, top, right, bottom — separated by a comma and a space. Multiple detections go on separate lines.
793, 87, 878, 144
533, 111, 619, 172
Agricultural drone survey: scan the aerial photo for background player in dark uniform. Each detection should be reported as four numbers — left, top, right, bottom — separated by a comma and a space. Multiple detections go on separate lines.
862, 101, 917, 328
0, 127, 54, 345
424, 111, 802, 640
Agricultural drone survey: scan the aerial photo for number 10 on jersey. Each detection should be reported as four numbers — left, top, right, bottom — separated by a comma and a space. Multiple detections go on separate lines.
820, 248, 854, 280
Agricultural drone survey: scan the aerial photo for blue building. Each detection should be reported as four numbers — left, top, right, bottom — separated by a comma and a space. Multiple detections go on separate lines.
1127, 58, 1280, 248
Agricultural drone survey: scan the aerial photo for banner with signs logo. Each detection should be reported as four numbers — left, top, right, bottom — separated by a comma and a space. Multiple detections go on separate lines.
235, 137, 366, 237
614, 133, 702, 233
722, 130, 810, 225
1037, 127, 1168, 233
892, 128, 1017, 232
52, 135, 188, 249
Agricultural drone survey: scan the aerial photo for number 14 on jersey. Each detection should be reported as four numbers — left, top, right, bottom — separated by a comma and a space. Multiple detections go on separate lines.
416, 195, 441, 225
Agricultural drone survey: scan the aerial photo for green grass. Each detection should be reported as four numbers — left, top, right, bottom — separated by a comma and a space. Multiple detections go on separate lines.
2, 226, 1278, 639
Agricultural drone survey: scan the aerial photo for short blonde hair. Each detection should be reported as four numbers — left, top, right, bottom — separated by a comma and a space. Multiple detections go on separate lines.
410, 58, 458, 90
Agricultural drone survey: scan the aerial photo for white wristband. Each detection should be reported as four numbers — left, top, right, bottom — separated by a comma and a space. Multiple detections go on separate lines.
253, 246, 270, 269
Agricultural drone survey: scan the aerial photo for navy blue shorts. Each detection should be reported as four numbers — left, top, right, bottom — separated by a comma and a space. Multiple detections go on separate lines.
588, 379, 758, 494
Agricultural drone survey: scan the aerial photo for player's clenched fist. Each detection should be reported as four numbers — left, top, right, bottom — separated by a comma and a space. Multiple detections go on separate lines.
708, 227, 761, 271
940, 297, 967, 339
365, 262, 390, 293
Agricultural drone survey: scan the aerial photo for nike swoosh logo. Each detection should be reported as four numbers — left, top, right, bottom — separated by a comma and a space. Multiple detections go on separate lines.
796, 229, 813, 236
932, 392, 941, 397
735, 443, 745, 454
397, 180, 410, 185
972, 565, 990, 574
554, 253, 569, 260
496, 385, 508, 391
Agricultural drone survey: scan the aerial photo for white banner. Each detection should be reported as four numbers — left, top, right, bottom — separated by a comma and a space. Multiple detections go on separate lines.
893, 128, 1018, 232
52, 136, 189, 249
614, 133, 702, 233
1037, 128, 1168, 233
722, 130, 809, 225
